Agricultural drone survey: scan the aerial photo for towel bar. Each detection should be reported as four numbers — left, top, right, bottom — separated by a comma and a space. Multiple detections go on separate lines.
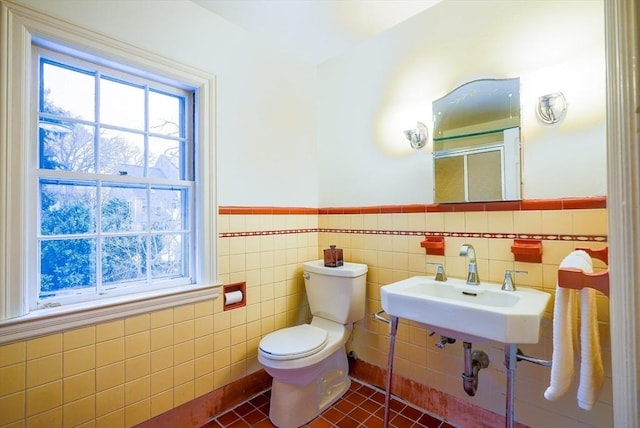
374, 309, 391, 324
557, 246, 609, 296
575, 246, 608, 264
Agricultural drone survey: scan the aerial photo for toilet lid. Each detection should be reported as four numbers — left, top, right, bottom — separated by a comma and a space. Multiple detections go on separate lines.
259, 324, 328, 360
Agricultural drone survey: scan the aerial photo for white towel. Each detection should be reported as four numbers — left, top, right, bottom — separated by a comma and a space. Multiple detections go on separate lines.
577, 285, 604, 410
544, 250, 603, 409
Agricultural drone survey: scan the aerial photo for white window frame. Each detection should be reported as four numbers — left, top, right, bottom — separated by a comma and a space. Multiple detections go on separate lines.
32, 45, 196, 308
0, 2, 219, 343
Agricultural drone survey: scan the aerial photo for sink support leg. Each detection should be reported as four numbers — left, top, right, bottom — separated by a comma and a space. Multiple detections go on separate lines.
505, 344, 517, 428
383, 315, 398, 428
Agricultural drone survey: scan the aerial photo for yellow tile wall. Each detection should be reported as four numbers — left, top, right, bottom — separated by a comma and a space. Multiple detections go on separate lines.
0, 208, 609, 427
323, 208, 612, 427
0, 212, 318, 428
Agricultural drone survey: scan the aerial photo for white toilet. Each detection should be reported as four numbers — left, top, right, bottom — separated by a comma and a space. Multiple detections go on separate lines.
258, 259, 368, 428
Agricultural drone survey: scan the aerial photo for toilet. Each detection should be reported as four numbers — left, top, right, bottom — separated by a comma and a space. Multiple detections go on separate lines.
258, 259, 368, 428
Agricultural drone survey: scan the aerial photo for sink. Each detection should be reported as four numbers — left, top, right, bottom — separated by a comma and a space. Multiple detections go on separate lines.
380, 276, 551, 344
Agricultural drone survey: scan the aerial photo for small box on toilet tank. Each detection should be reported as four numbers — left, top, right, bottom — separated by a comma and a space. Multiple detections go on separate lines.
323, 245, 343, 267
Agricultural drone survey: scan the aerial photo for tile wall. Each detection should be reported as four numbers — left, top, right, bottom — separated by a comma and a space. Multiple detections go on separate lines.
0, 199, 611, 428
318, 200, 612, 427
0, 209, 319, 428
1, 303, 221, 427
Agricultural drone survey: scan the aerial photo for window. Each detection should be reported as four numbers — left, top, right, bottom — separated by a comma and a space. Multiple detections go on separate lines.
33, 46, 196, 307
0, 3, 216, 330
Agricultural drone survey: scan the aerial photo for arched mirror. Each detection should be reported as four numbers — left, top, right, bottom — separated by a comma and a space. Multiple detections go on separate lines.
432, 78, 521, 203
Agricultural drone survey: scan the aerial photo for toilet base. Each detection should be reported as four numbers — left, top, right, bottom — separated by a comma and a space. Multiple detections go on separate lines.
268, 349, 350, 428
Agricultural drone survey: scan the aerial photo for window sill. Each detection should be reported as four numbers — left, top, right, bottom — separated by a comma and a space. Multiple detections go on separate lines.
0, 282, 222, 345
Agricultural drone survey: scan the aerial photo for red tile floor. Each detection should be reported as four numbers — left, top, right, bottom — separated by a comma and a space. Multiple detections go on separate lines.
202, 378, 456, 428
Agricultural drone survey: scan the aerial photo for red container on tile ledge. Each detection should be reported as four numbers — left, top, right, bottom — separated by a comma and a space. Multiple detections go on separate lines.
324, 245, 343, 267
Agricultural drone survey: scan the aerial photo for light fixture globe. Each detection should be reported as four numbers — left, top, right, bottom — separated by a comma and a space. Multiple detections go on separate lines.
404, 121, 428, 149
536, 92, 567, 124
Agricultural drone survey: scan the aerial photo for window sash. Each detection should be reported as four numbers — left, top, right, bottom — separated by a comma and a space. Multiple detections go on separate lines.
37, 176, 195, 306
32, 45, 197, 308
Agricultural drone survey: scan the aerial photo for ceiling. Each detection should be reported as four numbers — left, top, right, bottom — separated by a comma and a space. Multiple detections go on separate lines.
193, 0, 443, 64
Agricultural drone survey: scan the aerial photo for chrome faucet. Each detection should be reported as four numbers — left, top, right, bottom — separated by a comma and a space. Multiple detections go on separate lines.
501, 269, 528, 291
459, 244, 480, 285
426, 262, 447, 282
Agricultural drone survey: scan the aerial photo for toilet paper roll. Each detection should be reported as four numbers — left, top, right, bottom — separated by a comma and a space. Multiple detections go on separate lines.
224, 290, 243, 305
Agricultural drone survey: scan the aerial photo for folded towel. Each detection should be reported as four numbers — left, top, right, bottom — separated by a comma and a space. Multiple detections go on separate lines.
544, 252, 582, 401
544, 250, 603, 409
577, 285, 604, 410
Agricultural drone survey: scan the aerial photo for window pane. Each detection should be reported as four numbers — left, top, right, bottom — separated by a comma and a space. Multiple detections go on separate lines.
102, 182, 147, 233
41, 61, 95, 121
149, 91, 182, 137
150, 187, 186, 231
99, 129, 144, 175
40, 238, 96, 298
151, 233, 186, 278
39, 121, 95, 172
102, 235, 147, 285
40, 180, 96, 235
100, 77, 144, 130
149, 136, 181, 179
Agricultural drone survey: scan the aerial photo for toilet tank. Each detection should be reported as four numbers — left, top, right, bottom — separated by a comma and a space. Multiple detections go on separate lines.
302, 260, 368, 324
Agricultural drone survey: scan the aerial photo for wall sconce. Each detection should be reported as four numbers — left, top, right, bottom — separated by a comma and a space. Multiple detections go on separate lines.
404, 121, 428, 149
536, 92, 567, 124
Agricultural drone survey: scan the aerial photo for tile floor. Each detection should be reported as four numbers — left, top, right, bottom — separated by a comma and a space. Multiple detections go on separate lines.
202, 378, 456, 428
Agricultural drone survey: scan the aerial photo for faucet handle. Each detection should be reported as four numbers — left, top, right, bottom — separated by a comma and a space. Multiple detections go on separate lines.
426, 262, 447, 282
502, 270, 527, 291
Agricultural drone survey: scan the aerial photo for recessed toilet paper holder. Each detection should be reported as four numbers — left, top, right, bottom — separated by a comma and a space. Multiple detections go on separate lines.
223, 281, 246, 311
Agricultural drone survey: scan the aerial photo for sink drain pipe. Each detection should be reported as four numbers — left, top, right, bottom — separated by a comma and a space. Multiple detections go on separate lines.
462, 342, 490, 396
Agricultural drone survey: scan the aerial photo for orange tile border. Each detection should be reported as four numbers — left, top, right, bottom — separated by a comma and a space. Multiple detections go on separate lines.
360, 206, 383, 214
484, 200, 522, 211
219, 206, 319, 215
288, 207, 319, 215
379, 205, 402, 213
562, 196, 607, 209
426, 204, 455, 212
343, 207, 364, 214
521, 199, 563, 210
402, 204, 428, 213
452, 202, 487, 212
137, 370, 272, 428
219, 197, 606, 215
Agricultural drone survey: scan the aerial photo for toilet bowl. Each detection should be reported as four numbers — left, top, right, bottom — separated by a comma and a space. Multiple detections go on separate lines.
259, 317, 351, 427
258, 260, 367, 428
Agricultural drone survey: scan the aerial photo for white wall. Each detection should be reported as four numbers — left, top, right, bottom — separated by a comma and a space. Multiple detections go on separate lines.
15, 0, 606, 211
317, 0, 606, 206
15, 0, 319, 208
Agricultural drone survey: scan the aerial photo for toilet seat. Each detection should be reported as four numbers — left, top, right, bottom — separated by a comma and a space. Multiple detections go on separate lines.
259, 324, 328, 360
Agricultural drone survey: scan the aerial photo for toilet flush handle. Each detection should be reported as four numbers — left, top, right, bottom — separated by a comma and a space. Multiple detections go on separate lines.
303, 272, 310, 280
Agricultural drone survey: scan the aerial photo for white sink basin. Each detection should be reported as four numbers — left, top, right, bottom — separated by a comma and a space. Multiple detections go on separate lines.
380, 276, 551, 344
